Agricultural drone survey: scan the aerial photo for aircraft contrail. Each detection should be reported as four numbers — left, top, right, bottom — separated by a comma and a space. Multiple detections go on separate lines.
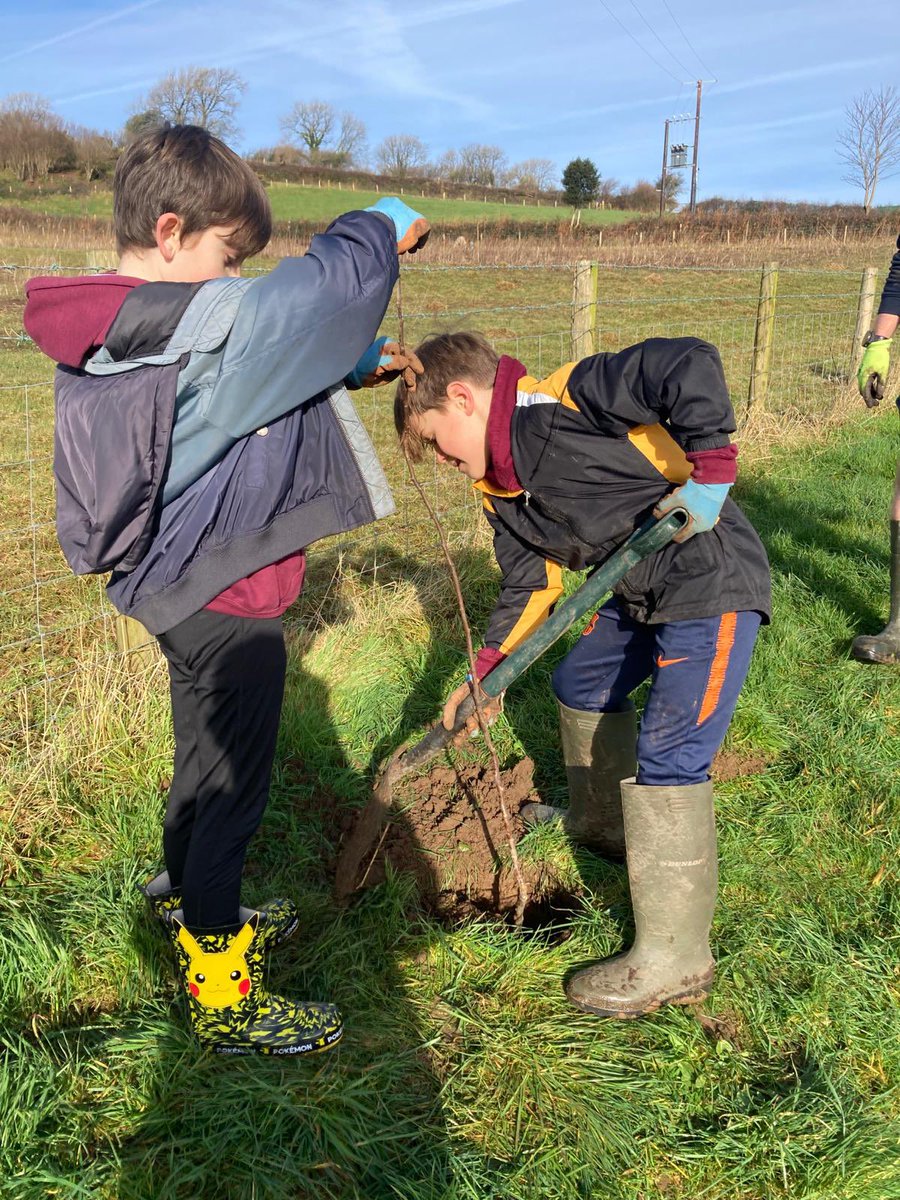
0, 0, 166, 66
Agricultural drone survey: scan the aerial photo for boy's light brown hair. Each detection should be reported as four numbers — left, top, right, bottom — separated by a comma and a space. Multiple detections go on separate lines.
394, 331, 500, 460
113, 124, 272, 261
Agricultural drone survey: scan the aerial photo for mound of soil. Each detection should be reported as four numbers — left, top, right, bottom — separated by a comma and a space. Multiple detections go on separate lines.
349, 757, 579, 921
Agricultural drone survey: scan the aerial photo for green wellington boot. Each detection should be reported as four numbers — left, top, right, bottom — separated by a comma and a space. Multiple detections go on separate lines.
137, 871, 300, 951
851, 520, 900, 664
521, 702, 637, 857
172, 912, 343, 1056
566, 778, 717, 1018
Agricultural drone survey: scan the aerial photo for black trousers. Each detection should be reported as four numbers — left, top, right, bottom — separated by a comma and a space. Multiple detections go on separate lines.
155, 608, 286, 931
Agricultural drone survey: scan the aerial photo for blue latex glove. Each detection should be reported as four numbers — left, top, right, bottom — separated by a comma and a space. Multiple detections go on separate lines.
654, 478, 730, 542
345, 336, 424, 390
365, 197, 431, 254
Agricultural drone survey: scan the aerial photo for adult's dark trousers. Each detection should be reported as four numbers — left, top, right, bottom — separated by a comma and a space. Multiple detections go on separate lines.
155, 608, 286, 931
552, 597, 762, 785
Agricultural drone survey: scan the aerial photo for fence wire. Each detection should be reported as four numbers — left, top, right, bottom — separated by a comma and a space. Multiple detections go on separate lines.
0, 259, 866, 732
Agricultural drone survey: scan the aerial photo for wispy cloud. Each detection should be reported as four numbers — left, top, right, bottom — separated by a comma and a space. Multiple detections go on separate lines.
0, 0, 165, 67
713, 56, 897, 97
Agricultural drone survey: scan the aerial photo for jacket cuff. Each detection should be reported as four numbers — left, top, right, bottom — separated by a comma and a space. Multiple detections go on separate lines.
685, 444, 738, 484
475, 646, 506, 679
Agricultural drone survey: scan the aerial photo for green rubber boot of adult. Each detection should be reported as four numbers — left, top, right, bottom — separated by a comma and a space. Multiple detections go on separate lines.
172, 912, 343, 1057
851, 521, 900, 664
137, 871, 300, 951
565, 778, 717, 1018
521, 702, 637, 857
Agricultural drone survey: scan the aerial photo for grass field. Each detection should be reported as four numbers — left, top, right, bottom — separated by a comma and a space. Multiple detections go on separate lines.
2, 401, 899, 1199
1, 242, 899, 1198
0, 178, 639, 227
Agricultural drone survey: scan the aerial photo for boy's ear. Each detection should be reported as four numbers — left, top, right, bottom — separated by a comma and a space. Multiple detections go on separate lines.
155, 212, 183, 262
446, 380, 474, 414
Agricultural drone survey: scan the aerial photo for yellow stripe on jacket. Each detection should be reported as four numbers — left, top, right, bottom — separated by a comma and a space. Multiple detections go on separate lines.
520, 364, 691, 484
498, 560, 564, 655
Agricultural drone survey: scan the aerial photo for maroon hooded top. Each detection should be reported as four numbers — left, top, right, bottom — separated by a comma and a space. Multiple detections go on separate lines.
24, 273, 305, 619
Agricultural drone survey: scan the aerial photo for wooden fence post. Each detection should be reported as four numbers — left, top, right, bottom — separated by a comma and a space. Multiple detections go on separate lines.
850, 266, 878, 380
115, 613, 158, 668
571, 260, 598, 360
748, 262, 778, 416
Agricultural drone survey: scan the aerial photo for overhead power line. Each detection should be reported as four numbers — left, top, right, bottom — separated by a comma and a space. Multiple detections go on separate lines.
595, 0, 684, 85
658, 0, 716, 80
626, 0, 696, 80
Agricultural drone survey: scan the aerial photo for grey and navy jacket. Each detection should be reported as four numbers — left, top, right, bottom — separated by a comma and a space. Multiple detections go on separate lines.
24, 211, 399, 634
877, 235, 900, 316
471, 339, 771, 677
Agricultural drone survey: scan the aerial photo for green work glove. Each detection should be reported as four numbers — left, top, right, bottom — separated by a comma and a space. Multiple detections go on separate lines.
857, 337, 891, 406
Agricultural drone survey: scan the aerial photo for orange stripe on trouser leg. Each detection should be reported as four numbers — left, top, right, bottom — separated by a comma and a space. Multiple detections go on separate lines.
696, 612, 737, 725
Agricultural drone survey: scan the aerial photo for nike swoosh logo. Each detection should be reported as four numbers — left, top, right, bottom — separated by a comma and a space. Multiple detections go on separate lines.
656, 655, 689, 668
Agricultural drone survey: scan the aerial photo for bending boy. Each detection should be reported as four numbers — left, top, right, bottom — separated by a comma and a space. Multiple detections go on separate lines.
395, 332, 770, 1018
25, 124, 428, 1056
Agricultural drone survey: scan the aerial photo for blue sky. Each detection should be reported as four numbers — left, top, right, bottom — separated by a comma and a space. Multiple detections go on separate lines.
2, 0, 899, 204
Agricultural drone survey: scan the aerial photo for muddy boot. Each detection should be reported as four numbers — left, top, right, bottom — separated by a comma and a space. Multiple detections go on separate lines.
566, 778, 716, 1018
137, 871, 299, 951
521, 703, 636, 857
851, 521, 900, 664
172, 912, 343, 1057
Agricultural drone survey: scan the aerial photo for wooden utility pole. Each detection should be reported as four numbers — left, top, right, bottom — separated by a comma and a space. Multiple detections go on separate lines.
689, 80, 703, 214
659, 119, 670, 219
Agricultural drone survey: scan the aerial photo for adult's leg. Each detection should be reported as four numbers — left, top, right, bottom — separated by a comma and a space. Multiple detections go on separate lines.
851, 460, 900, 664
156, 610, 286, 932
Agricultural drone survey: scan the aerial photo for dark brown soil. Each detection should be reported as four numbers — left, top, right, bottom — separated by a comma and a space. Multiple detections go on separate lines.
711, 747, 771, 780
343, 757, 579, 921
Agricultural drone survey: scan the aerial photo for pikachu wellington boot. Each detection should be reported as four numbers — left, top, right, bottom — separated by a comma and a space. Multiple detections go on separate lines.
137, 871, 299, 951
172, 912, 343, 1057
566, 778, 717, 1019
521, 703, 637, 858
851, 520, 900, 664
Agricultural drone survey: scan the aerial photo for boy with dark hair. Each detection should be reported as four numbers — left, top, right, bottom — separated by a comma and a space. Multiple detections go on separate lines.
395, 331, 770, 1019
24, 124, 429, 1056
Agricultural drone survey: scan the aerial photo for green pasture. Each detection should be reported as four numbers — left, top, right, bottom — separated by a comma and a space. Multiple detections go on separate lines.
0, 176, 640, 227
2, 253, 899, 1198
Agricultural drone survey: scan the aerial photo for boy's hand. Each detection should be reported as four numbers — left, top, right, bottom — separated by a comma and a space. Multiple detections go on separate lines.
654, 478, 730, 542
857, 337, 891, 407
365, 197, 431, 254
442, 678, 504, 745
345, 337, 424, 390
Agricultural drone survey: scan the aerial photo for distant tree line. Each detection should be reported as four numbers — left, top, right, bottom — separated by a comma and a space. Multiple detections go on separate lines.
2, 68, 899, 212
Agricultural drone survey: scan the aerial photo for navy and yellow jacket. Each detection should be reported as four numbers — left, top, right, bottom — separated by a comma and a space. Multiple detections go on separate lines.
473, 338, 771, 675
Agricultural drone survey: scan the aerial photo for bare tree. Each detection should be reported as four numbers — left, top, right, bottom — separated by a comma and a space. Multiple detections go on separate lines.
433, 148, 462, 181
69, 124, 118, 180
140, 67, 246, 140
335, 111, 367, 166
376, 134, 428, 178
837, 86, 900, 212
280, 100, 335, 156
505, 157, 556, 191
655, 171, 683, 212
457, 143, 506, 187
0, 93, 74, 180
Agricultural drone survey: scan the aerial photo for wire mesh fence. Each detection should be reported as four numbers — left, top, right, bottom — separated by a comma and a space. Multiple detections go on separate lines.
0, 257, 871, 736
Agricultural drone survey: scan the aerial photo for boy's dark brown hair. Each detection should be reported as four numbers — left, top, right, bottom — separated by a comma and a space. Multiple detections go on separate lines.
394, 331, 500, 460
113, 124, 272, 260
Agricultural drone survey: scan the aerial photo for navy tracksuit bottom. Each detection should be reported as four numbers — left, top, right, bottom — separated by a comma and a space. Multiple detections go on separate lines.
552, 597, 762, 786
